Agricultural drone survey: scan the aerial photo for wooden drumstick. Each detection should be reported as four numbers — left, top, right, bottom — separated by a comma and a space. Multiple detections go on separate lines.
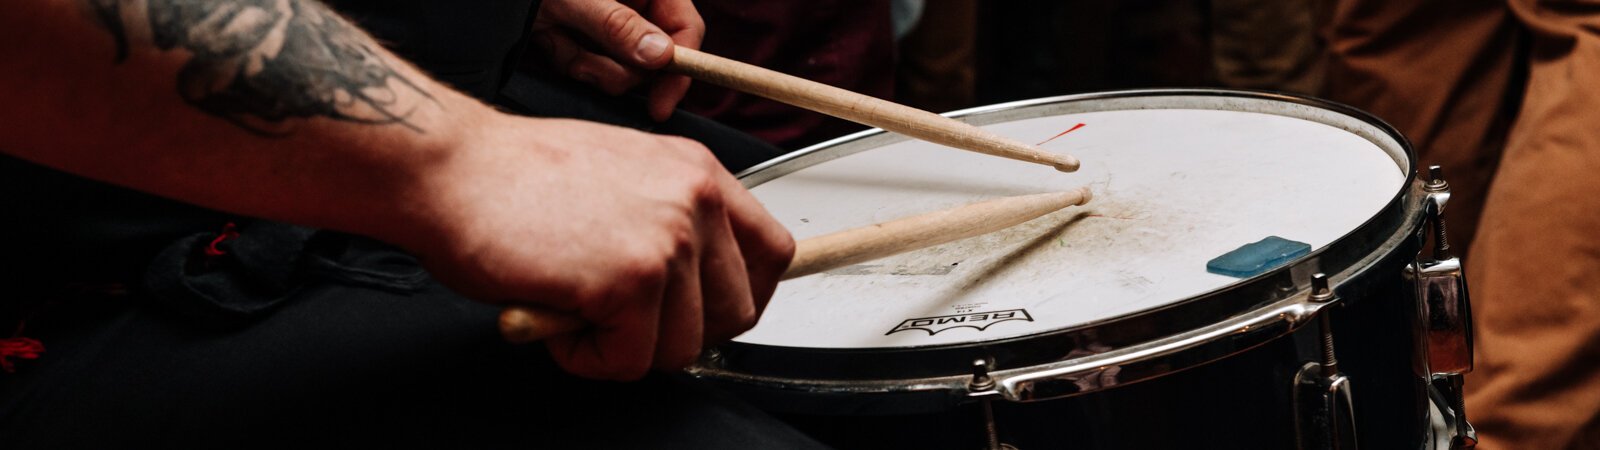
499, 187, 1093, 343
667, 46, 1080, 172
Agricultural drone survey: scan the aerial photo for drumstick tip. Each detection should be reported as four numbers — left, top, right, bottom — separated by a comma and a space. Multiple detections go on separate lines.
1052, 154, 1081, 172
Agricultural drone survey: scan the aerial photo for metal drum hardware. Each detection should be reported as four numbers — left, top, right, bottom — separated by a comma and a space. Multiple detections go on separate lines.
1410, 165, 1477, 449
1295, 273, 1358, 450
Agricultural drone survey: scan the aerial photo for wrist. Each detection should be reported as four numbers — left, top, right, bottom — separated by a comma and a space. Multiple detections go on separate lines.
375, 108, 596, 275
336, 92, 512, 256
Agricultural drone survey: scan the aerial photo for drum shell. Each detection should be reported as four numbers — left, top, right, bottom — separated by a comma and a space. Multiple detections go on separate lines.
728, 219, 1430, 449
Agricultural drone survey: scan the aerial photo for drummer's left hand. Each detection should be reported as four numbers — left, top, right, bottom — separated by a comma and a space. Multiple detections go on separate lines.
532, 0, 704, 121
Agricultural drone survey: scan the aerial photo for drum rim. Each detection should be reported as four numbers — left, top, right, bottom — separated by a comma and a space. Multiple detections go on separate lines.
735, 88, 1411, 185
704, 88, 1421, 394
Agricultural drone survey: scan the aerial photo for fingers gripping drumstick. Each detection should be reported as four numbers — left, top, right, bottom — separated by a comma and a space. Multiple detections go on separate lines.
668, 46, 1080, 173
499, 187, 1094, 343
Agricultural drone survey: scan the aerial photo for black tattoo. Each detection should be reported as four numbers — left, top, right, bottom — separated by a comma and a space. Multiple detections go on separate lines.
83, 0, 432, 134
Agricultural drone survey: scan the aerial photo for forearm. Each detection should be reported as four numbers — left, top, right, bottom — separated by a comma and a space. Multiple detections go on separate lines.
0, 0, 496, 248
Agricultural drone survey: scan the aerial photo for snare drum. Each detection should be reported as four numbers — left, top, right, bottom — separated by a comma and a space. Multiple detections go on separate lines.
692, 90, 1476, 449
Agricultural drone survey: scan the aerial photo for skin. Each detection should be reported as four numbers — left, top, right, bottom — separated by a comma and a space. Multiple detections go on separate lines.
532, 0, 705, 121
0, 0, 793, 381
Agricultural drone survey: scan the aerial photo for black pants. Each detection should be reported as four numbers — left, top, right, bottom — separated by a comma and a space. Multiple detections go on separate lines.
1, 275, 825, 448
0, 76, 824, 449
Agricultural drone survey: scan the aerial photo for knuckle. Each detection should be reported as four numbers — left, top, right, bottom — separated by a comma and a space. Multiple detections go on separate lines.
600, 4, 642, 43
685, 169, 723, 206
668, 231, 695, 262
660, 212, 697, 250
729, 303, 758, 331
688, 15, 707, 34
568, 281, 606, 308
685, 21, 706, 42
707, 291, 759, 339
538, 31, 583, 68
618, 248, 671, 289
568, 279, 625, 321
682, 139, 717, 164
768, 230, 798, 265
635, 255, 672, 285
566, 61, 598, 84
668, 152, 723, 194
705, 310, 756, 345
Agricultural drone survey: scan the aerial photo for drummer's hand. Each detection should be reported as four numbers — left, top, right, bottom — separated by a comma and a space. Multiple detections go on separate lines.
531, 0, 704, 122
409, 114, 792, 381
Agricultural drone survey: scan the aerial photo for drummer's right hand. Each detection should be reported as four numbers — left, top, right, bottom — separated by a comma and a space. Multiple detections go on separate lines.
396, 114, 794, 381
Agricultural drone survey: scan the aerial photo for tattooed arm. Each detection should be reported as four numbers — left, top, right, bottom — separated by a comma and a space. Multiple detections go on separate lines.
0, 0, 792, 381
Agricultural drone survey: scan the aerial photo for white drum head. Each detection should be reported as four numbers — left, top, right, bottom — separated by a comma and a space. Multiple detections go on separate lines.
738, 104, 1405, 349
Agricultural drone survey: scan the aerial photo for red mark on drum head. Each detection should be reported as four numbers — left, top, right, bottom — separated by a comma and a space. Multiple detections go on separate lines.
1037, 123, 1086, 146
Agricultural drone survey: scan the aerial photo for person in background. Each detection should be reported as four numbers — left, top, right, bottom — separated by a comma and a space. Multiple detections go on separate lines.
1210, 0, 1326, 95
1324, 0, 1600, 447
679, 0, 897, 150
896, 0, 979, 113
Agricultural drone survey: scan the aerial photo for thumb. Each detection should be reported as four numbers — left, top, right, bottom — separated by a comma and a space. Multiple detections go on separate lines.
550, 1, 675, 69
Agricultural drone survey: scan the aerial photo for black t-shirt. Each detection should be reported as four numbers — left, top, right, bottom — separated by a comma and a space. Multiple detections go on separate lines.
330, 0, 538, 100
0, 0, 537, 286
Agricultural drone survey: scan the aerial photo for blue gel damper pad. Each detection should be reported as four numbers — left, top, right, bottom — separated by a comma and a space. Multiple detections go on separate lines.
1205, 236, 1312, 278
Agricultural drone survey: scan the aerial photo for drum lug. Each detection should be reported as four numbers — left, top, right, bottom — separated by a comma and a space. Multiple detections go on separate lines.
1412, 256, 1472, 375
968, 359, 1019, 450
1417, 167, 1476, 372
1413, 165, 1474, 376
1409, 165, 1476, 448
1295, 363, 1358, 450
1295, 274, 1359, 450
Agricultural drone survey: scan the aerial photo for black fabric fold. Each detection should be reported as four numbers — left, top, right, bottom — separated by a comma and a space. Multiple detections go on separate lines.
143, 222, 427, 330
